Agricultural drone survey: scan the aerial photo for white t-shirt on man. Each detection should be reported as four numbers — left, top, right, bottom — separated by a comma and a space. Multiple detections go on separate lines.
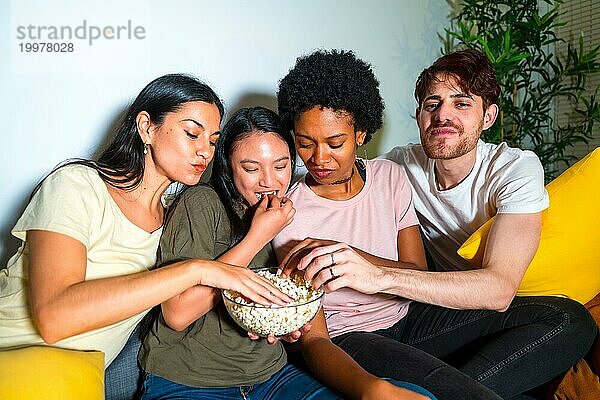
381, 140, 549, 272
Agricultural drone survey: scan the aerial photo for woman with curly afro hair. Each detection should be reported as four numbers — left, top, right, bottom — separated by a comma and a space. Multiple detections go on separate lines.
273, 49, 501, 400
277, 49, 384, 146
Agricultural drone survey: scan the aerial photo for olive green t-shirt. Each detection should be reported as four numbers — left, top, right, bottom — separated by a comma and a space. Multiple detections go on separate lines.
138, 184, 286, 387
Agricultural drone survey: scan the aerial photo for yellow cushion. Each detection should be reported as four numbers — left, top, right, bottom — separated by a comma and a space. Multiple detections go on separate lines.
0, 346, 104, 400
458, 148, 600, 304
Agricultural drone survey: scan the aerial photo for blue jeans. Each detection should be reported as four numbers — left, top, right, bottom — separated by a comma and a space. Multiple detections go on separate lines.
105, 325, 143, 400
334, 296, 596, 399
140, 363, 437, 400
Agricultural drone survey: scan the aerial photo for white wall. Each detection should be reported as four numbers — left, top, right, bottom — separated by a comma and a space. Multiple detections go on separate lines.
0, 0, 450, 263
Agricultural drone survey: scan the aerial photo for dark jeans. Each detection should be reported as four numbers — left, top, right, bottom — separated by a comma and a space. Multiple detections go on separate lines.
332, 333, 501, 400
334, 296, 597, 399
141, 364, 344, 400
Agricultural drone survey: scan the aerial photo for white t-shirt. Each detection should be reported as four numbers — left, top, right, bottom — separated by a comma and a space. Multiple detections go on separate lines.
0, 164, 162, 366
272, 159, 418, 337
381, 140, 549, 272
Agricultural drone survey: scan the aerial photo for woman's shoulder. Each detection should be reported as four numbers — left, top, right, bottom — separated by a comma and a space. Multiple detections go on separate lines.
284, 177, 307, 199
12, 163, 107, 244
166, 183, 225, 222
368, 157, 396, 168
35, 163, 106, 203
46, 163, 101, 185
368, 158, 407, 178
178, 183, 220, 202
366, 158, 413, 201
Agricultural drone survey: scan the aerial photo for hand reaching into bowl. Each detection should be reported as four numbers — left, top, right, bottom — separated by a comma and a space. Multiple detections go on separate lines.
278, 238, 384, 294
202, 262, 293, 306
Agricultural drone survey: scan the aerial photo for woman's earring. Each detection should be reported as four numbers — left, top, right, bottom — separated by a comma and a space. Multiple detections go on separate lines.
143, 143, 148, 155
358, 142, 368, 160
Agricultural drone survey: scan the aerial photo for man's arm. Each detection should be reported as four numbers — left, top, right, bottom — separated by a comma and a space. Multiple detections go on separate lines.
287, 212, 541, 310
377, 212, 542, 310
277, 225, 427, 297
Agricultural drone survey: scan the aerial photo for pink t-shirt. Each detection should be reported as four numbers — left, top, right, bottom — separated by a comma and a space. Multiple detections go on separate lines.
272, 159, 418, 337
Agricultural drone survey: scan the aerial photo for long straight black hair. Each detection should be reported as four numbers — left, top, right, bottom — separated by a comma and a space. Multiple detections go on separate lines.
209, 106, 296, 243
33, 74, 224, 197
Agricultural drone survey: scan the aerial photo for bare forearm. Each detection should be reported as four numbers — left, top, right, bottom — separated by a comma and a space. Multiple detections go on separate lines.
378, 267, 515, 310
352, 225, 426, 271
219, 232, 267, 267
32, 259, 207, 343
302, 338, 381, 400
354, 247, 425, 271
161, 285, 220, 331
385, 213, 540, 311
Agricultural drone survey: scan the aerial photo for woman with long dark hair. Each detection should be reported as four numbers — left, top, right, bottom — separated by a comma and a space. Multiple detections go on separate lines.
0, 75, 289, 392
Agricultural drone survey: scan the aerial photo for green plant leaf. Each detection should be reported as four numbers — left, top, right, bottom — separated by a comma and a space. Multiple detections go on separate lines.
438, 0, 600, 181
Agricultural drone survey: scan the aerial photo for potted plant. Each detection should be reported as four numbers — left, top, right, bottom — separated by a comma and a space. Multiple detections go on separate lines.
441, 0, 600, 180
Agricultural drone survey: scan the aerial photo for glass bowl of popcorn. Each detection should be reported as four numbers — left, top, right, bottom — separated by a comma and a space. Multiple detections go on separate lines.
222, 268, 324, 337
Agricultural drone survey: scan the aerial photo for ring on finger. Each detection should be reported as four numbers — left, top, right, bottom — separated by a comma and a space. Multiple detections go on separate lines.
329, 265, 337, 279
330, 252, 336, 266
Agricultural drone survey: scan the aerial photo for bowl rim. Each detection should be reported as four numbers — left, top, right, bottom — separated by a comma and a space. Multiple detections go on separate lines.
221, 267, 323, 309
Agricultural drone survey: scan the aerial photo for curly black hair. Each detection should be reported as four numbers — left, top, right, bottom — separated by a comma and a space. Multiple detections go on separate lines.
277, 49, 384, 144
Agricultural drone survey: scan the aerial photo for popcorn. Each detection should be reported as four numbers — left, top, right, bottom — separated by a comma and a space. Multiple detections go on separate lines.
223, 269, 323, 337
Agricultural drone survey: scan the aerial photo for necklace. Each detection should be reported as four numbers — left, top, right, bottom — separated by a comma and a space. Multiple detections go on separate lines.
329, 166, 355, 185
